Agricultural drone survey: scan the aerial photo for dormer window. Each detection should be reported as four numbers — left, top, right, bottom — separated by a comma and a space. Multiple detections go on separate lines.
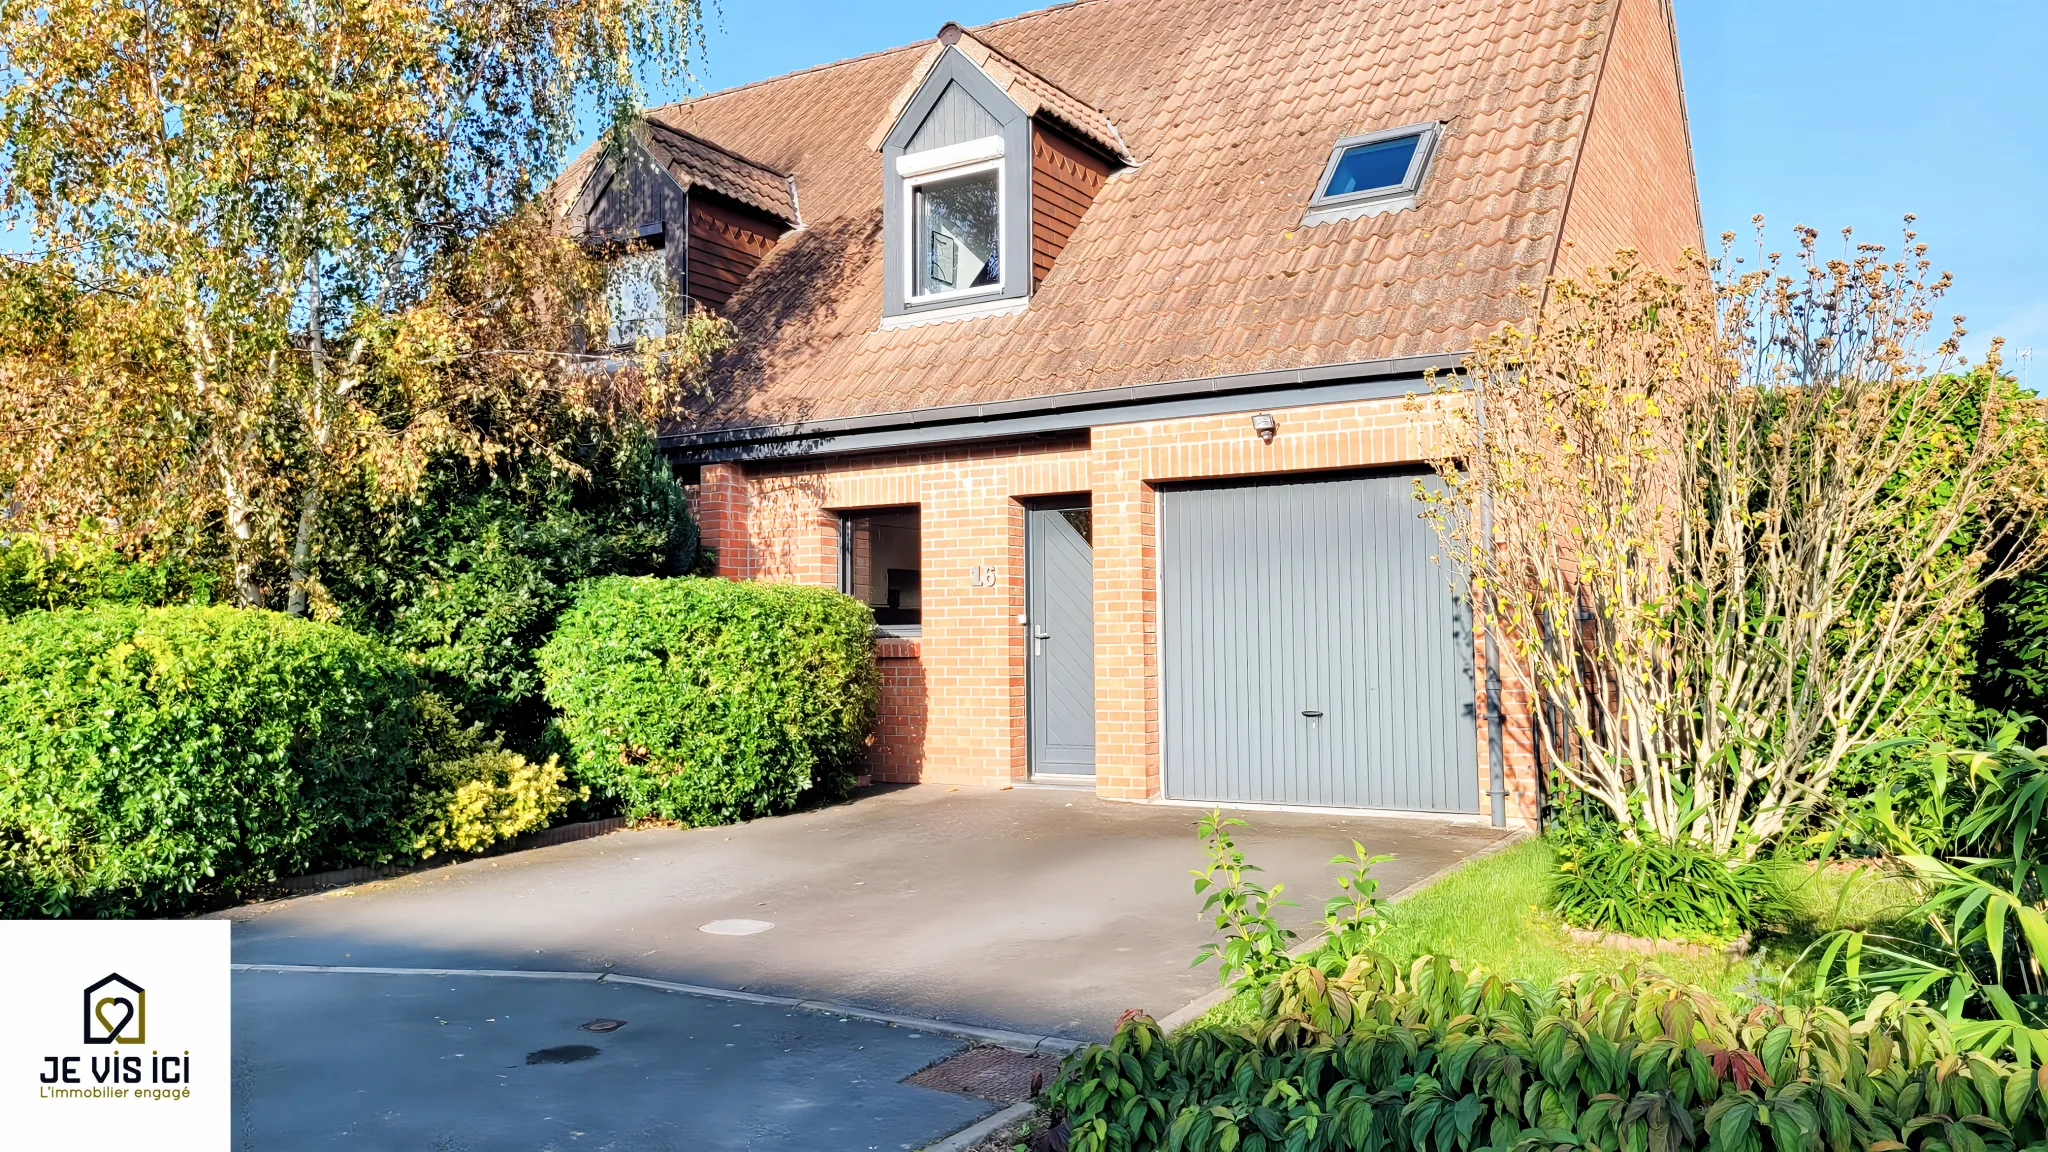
604, 242, 670, 347
901, 136, 1005, 302
1304, 122, 1441, 226
875, 35, 1127, 327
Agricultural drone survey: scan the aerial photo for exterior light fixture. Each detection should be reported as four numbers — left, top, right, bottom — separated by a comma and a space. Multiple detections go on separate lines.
1251, 412, 1276, 443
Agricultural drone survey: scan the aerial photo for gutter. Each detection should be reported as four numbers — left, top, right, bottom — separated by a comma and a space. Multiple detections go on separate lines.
663, 351, 1470, 462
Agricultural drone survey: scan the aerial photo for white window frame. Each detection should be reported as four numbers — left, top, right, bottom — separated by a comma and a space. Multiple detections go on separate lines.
898, 135, 1007, 306
1303, 122, 1442, 227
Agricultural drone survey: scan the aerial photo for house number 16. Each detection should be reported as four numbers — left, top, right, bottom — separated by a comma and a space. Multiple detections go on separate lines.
968, 565, 998, 587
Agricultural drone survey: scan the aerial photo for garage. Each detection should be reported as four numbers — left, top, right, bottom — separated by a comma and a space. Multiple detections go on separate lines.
1159, 470, 1480, 812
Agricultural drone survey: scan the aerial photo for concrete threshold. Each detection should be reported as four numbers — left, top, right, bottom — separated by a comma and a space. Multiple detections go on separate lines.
231, 962, 1085, 1056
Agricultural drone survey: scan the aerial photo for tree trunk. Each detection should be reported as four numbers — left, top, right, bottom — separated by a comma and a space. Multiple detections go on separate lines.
285, 482, 321, 616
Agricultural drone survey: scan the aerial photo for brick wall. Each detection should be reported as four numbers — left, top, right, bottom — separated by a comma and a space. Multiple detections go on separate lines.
1554, 0, 1703, 278
869, 637, 927, 782
692, 399, 1542, 828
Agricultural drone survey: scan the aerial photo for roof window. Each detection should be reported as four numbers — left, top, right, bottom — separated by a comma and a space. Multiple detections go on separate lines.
1304, 122, 1440, 225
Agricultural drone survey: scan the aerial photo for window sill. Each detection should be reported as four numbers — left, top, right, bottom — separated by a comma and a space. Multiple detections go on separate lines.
880, 295, 1026, 330
1301, 192, 1419, 228
872, 623, 922, 640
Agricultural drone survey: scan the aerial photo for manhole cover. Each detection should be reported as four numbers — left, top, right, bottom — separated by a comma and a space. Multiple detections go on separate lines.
526, 1045, 600, 1065
578, 1019, 627, 1033
905, 1045, 1063, 1103
698, 919, 774, 936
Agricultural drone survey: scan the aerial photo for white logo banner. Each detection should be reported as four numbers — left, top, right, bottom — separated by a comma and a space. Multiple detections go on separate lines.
0, 920, 230, 1149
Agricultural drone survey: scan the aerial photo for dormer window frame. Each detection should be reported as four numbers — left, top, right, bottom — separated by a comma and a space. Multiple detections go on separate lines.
879, 46, 1035, 326
1303, 121, 1443, 227
898, 135, 1008, 307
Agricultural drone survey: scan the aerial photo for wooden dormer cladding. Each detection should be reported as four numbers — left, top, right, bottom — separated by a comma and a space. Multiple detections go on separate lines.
687, 197, 783, 311
560, 123, 796, 318
1031, 121, 1115, 291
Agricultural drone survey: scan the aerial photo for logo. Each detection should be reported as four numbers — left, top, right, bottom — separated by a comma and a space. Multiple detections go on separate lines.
82, 973, 146, 1045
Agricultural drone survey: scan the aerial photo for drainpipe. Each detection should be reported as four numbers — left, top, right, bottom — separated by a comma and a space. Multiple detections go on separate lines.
1477, 382, 1508, 828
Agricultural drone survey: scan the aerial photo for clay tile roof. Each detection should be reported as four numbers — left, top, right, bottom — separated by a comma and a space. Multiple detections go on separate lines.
644, 121, 798, 224
563, 0, 1629, 436
550, 122, 797, 227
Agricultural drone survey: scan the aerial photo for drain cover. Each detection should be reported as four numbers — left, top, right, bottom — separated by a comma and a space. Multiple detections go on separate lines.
526, 1045, 600, 1065
698, 919, 774, 936
578, 1019, 627, 1033
905, 1045, 1063, 1103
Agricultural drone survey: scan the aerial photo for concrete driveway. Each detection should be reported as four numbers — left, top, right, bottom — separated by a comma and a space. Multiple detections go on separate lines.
224, 785, 1514, 1040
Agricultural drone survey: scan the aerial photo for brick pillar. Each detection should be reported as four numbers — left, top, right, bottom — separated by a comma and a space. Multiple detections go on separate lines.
1090, 432, 1158, 800
867, 637, 927, 782
1474, 623, 1544, 830
695, 463, 753, 578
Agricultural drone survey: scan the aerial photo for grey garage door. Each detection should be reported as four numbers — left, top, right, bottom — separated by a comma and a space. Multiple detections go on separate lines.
1160, 470, 1479, 812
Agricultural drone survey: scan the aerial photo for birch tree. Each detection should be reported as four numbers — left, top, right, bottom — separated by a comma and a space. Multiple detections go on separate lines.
0, 0, 727, 610
1421, 224, 2048, 856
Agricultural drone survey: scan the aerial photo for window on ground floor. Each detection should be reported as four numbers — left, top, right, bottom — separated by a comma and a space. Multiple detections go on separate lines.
838, 507, 921, 635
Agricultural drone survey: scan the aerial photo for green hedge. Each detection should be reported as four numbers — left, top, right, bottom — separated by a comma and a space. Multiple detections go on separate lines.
0, 606, 421, 916
1051, 952, 2048, 1152
0, 539, 216, 619
538, 576, 877, 824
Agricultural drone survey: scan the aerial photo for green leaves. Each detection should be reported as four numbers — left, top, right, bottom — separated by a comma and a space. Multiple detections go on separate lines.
1549, 831, 1787, 943
537, 576, 878, 825
1192, 810, 1301, 990
0, 605, 421, 915
1053, 952, 2048, 1152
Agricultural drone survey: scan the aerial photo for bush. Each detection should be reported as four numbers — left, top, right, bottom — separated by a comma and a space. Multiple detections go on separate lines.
1549, 829, 1786, 942
1051, 953, 2048, 1152
538, 576, 877, 824
404, 695, 583, 859
0, 606, 421, 916
318, 432, 698, 745
0, 539, 217, 619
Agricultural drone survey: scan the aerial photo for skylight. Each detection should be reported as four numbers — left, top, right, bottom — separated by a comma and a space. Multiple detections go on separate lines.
1306, 123, 1440, 224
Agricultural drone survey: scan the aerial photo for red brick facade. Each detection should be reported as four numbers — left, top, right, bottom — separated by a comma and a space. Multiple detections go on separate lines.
690, 397, 1543, 828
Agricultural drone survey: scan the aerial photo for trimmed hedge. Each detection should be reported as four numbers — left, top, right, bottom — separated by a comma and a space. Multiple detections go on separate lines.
538, 576, 877, 824
1052, 952, 2048, 1152
0, 606, 421, 916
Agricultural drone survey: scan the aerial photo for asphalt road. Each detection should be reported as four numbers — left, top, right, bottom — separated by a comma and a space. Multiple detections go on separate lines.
231, 968, 994, 1151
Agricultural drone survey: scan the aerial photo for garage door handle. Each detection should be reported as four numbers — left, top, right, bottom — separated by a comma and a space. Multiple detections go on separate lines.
1300, 710, 1323, 718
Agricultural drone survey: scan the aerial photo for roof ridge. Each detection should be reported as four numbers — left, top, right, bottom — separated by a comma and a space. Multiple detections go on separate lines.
643, 0, 1127, 117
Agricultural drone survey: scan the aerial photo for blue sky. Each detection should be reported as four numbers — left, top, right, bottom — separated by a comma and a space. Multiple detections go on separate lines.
626, 0, 2046, 382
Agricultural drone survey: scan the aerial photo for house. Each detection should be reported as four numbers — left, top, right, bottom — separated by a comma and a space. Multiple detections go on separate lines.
552, 0, 1701, 827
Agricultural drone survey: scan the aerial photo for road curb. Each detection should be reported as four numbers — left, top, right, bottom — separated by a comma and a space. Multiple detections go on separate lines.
1154, 826, 1531, 1033
919, 1101, 1036, 1152
231, 963, 1083, 1055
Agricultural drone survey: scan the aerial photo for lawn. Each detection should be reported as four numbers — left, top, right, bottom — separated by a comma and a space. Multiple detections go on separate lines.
1188, 835, 1921, 1032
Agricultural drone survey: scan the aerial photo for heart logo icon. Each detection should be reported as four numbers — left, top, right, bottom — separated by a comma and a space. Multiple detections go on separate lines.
95, 996, 134, 1040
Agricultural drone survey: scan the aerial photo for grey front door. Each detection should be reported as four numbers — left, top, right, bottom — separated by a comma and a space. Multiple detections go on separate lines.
1027, 500, 1095, 777
1159, 471, 1478, 811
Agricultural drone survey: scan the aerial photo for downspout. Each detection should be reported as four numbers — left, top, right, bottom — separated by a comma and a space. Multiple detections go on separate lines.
1478, 380, 1508, 828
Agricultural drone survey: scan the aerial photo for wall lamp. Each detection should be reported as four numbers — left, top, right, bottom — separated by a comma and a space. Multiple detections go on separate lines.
1250, 412, 1276, 443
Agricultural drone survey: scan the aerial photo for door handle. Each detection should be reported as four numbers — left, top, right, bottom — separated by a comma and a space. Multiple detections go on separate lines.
1034, 626, 1049, 656
1301, 710, 1323, 718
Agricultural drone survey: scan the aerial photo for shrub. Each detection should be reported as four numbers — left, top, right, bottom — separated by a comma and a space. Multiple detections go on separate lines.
319, 433, 698, 745
0, 606, 421, 916
404, 695, 583, 859
538, 576, 878, 824
1051, 953, 2048, 1152
0, 539, 217, 619
1549, 828, 1786, 942
1549, 829, 1786, 942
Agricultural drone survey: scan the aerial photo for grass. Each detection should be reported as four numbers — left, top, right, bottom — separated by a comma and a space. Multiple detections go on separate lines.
1185, 836, 1922, 1032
